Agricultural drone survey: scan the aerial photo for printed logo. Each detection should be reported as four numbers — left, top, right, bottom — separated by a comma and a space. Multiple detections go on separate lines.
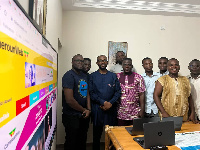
9, 128, 16, 137
78, 79, 88, 98
4, 128, 20, 149
24, 50, 29, 57
82, 84, 86, 88
158, 132, 162, 136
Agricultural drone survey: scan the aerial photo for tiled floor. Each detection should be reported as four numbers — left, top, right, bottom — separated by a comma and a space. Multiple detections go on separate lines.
56, 143, 105, 150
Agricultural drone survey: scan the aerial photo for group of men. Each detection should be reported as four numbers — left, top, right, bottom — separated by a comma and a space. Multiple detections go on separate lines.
62, 51, 200, 150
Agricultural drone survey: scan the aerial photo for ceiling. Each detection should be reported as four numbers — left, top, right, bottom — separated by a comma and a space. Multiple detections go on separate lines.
61, 0, 200, 17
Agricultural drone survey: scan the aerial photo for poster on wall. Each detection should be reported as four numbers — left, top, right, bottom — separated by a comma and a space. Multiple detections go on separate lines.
0, 0, 57, 150
28, 0, 47, 36
108, 41, 128, 69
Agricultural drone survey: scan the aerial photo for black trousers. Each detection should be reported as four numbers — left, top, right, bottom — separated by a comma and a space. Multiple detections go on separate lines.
92, 125, 104, 150
62, 114, 90, 150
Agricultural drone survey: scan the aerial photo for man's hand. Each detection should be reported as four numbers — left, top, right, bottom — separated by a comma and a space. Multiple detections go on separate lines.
188, 113, 198, 124
161, 111, 170, 118
82, 109, 90, 118
138, 110, 144, 118
100, 101, 112, 111
104, 101, 112, 110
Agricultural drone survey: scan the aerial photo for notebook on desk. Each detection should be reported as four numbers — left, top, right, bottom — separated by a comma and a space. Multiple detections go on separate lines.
161, 116, 183, 131
125, 117, 160, 136
133, 121, 175, 149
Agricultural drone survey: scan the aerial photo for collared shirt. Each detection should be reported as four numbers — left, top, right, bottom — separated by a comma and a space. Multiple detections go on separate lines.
158, 75, 191, 121
141, 72, 160, 114
188, 74, 200, 119
117, 72, 145, 120
157, 71, 169, 77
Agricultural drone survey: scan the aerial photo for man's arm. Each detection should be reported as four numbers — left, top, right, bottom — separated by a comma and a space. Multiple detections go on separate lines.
153, 81, 169, 118
63, 88, 89, 115
84, 90, 91, 118
138, 92, 145, 117
188, 94, 197, 123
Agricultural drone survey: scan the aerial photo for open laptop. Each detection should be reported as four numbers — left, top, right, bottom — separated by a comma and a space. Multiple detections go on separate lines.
125, 117, 160, 136
133, 121, 175, 149
161, 116, 183, 131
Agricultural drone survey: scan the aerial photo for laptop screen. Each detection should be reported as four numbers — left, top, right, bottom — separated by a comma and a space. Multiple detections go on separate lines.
133, 121, 175, 149
161, 116, 183, 131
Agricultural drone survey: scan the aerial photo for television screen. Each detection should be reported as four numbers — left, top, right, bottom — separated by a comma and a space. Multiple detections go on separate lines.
0, 0, 57, 150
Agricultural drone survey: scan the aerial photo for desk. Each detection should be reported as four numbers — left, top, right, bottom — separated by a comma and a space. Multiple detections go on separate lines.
105, 122, 200, 150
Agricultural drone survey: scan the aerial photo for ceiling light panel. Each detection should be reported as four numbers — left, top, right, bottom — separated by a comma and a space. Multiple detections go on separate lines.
73, 0, 200, 14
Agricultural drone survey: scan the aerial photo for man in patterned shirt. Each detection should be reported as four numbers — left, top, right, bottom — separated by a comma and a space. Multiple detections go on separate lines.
154, 58, 196, 123
117, 58, 145, 126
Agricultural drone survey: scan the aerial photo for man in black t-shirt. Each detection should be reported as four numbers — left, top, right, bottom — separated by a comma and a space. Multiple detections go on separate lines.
62, 54, 91, 150
82, 58, 91, 81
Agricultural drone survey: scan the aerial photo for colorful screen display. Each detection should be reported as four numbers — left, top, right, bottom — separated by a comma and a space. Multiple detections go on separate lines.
0, 0, 57, 150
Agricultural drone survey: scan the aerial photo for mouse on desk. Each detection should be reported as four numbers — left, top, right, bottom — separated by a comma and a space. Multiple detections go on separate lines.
150, 146, 168, 150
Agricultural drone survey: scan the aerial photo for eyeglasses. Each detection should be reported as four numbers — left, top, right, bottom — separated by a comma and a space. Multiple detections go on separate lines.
73, 59, 84, 63
97, 59, 107, 63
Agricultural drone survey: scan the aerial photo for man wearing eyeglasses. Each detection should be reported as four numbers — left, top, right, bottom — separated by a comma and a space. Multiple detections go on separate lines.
89, 55, 121, 150
62, 54, 91, 150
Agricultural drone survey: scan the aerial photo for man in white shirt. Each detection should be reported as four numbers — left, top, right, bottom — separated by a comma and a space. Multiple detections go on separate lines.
110, 51, 126, 73
141, 57, 159, 117
188, 59, 200, 120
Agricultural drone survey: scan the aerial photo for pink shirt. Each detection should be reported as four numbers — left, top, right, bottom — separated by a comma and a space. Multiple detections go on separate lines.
117, 72, 145, 120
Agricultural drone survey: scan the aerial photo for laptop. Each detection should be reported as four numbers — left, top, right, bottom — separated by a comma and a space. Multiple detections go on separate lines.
161, 116, 183, 131
133, 121, 175, 149
125, 117, 160, 136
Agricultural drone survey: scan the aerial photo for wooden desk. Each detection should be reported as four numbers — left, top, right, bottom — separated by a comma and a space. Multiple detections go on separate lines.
105, 122, 200, 150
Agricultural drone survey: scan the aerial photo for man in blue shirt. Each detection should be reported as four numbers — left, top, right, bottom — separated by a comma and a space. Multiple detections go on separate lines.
89, 55, 121, 150
141, 57, 159, 117
62, 54, 91, 150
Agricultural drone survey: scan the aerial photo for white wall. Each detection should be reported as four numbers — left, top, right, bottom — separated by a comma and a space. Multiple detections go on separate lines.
17, 0, 29, 13
57, 10, 200, 144
46, 0, 63, 51
60, 11, 200, 76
